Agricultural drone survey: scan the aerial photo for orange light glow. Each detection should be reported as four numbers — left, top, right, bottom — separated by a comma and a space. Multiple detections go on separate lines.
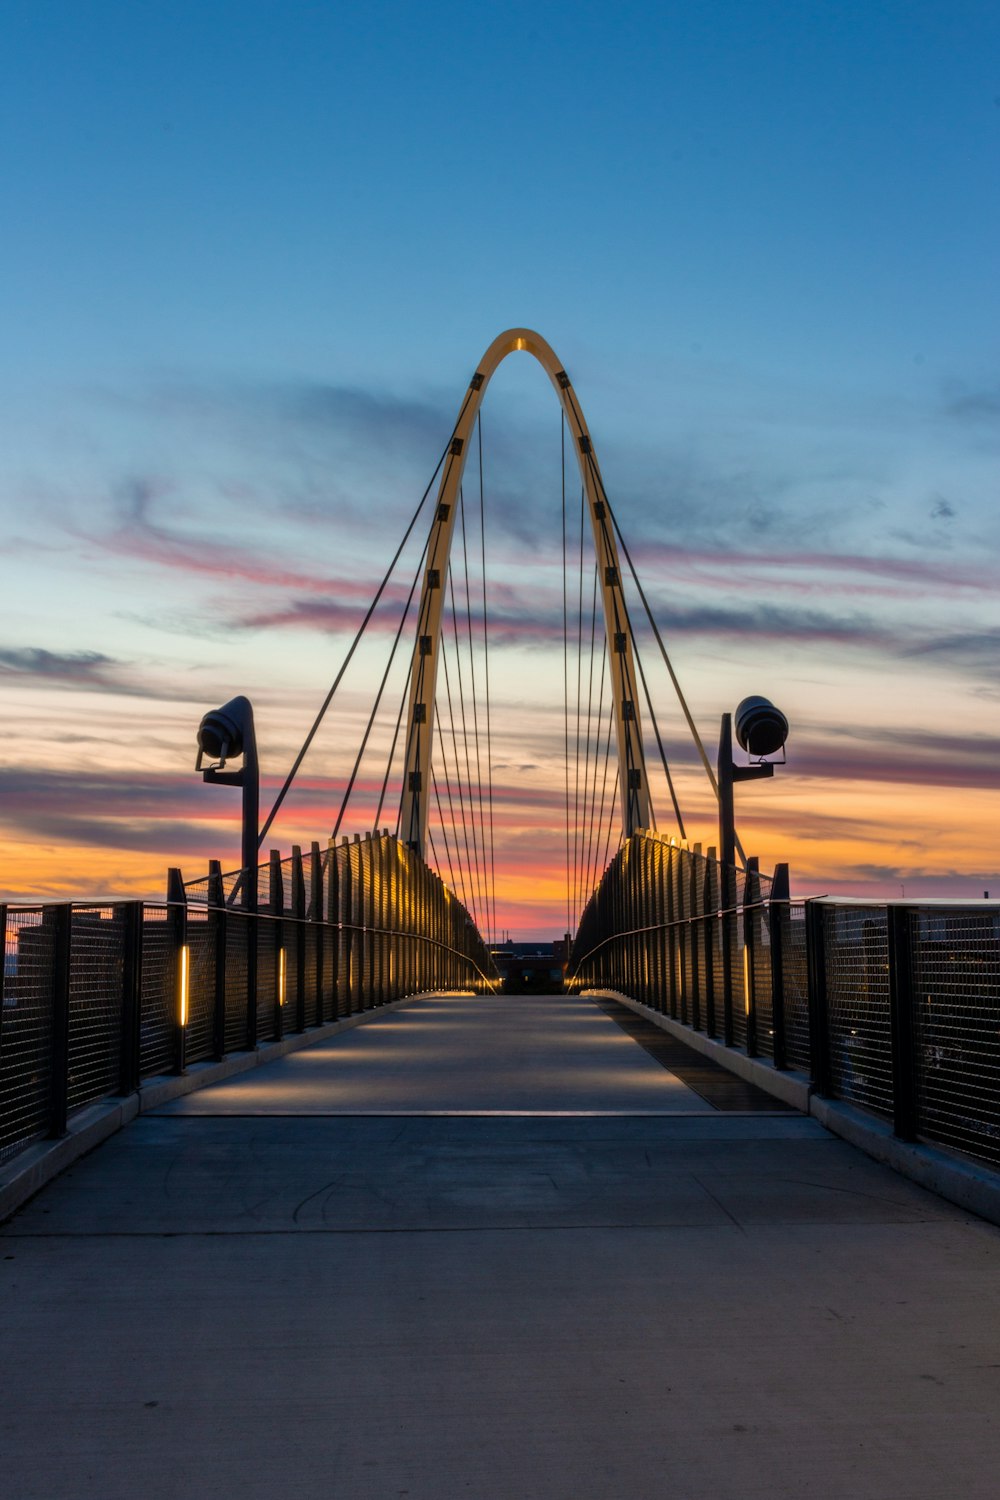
178, 944, 190, 1027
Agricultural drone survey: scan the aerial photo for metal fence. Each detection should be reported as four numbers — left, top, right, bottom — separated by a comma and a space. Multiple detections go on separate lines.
568, 830, 1000, 1172
0, 831, 497, 1165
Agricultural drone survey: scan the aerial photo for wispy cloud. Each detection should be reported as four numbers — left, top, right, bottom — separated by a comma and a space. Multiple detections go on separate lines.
794, 726, 1000, 791
0, 645, 181, 698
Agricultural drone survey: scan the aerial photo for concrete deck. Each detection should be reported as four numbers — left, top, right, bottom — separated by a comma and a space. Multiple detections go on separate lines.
3, 991, 1000, 1498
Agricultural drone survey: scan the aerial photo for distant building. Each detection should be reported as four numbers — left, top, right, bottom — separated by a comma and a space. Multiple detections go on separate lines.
489, 937, 567, 994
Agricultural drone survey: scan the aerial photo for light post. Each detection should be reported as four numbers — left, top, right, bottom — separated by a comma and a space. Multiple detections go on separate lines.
196, 695, 260, 912
717, 695, 789, 870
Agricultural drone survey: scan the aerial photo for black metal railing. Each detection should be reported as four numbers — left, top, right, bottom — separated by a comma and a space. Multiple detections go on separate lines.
568, 830, 1000, 1172
0, 831, 497, 1165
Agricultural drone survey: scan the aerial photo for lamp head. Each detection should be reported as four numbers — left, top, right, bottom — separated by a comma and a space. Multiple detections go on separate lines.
734, 695, 788, 759
196, 695, 254, 770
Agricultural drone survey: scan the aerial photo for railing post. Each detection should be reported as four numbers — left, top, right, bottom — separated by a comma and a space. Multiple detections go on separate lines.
270, 850, 284, 1040
703, 850, 717, 1039
341, 836, 354, 1014
119, 900, 143, 1094
720, 860, 735, 1047
310, 842, 324, 1026
689, 850, 701, 1031
666, 848, 678, 1019
374, 834, 386, 1005
363, 833, 376, 1007
0, 905, 6, 1062
48, 903, 72, 1137
744, 856, 759, 1057
208, 861, 226, 1062
292, 845, 306, 1033
244, 852, 258, 1054
887, 905, 919, 1141
805, 899, 832, 1095
769, 863, 790, 1071
327, 839, 342, 1019
167, 868, 188, 1076
354, 833, 367, 1009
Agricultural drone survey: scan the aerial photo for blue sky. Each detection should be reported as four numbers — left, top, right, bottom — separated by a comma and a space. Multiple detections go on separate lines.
1, 1, 998, 928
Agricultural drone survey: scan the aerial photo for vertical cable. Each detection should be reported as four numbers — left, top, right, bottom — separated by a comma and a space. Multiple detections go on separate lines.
561, 413, 571, 938
441, 596, 481, 932
434, 711, 473, 912
572, 483, 585, 920
460, 487, 490, 944
583, 638, 608, 901
430, 766, 461, 902
448, 551, 487, 928
477, 410, 498, 950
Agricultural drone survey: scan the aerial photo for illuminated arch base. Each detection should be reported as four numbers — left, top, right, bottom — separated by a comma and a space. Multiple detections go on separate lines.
398, 328, 651, 861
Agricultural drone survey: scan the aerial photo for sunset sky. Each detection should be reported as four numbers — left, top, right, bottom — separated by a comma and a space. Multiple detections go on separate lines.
2, 1, 998, 938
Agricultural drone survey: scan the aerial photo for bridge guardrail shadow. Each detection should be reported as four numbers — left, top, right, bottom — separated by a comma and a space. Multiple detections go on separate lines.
568, 830, 1000, 1173
0, 831, 497, 1168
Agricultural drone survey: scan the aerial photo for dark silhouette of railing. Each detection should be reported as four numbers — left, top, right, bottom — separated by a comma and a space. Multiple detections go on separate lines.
568, 830, 1000, 1168
4, 825, 1000, 1183
0, 831, 496, 1164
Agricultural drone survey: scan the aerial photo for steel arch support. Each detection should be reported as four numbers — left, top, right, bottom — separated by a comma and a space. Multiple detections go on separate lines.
399, 327, 651, 861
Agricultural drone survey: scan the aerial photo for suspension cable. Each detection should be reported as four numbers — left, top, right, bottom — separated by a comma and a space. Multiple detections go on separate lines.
631, 630, 686, 838
601, 765, 621, 876
258, 406, 472, 849
373, 670, 408, 835
581, 453, 720, 804
459, 487, 490, 944
578, 561, 600, 915
430, 767, 460, 901
439, 615, 480, 931
572, 483, 585, 921
590, 684, 616, 896
432, 710, 471, 914
583, 635, 608, 901
477, 410, 498, 950
331, 528, 430, 840
561, 412, 571, 938
447, 550, 486, 928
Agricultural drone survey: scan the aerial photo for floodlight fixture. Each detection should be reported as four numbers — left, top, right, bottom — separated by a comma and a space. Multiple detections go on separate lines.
195, 695, 259, 910
734, 695, 789, 761
718, 696, 789, 871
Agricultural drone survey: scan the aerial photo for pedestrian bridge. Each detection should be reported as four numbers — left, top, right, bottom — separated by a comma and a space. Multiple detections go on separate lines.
3, 986, 1000, 1499
3, 328, 1000, 1495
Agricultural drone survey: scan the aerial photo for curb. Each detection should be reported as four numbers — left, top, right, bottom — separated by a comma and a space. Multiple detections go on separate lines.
585, 988, 1000, 1228
0, 993, 422, 1226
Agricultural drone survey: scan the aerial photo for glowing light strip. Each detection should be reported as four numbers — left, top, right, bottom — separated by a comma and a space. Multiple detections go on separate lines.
279, 946, 286, 1007
179, 944, 190, 1027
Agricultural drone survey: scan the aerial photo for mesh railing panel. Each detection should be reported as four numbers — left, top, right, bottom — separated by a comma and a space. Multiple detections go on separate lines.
751, 903, 774, 1058
303, 924, 320, 1023
0, 910, 52, 1162
783, 905, 811, 1072
825, 906, 893, 1118
0, 841, 495, 1173
256, 922, 277, 1041
711, 911, 726, 1036
224, 916, 250, 1052
185, 915, 215, 1065
284, 927, 302, 1032
730, 906, 748, 1050
913, 908, 1000, 1166
140, 911, 174, 1078
67, 908, 124, 1112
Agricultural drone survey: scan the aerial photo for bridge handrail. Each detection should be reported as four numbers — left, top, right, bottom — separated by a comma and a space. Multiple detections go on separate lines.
0, 879, 498, 1169
567, 831, 1000, 1180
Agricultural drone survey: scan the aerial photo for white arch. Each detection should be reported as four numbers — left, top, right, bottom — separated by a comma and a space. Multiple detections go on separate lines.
398, 328, 651, 866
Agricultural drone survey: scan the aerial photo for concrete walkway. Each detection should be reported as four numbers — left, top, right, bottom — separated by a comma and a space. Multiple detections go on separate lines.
159, 992, 723, 1115
2, 991, 1000, 1498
